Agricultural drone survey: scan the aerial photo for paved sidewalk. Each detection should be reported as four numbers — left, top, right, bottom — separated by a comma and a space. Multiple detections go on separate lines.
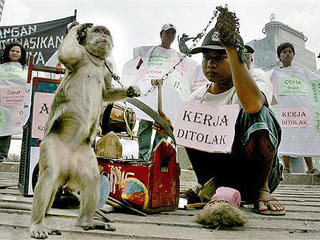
0, 170, 320, 239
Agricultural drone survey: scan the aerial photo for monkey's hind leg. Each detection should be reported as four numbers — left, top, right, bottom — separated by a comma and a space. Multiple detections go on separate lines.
30, 138, 63, 239
75, 145, 116, 232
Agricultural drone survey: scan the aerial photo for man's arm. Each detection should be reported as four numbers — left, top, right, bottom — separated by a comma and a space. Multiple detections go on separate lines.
225, 47, 267, 114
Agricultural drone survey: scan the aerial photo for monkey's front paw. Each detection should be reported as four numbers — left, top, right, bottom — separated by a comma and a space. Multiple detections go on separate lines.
127, 86, 141, 98
67, 21, 79, 32
77, 23, 94, 41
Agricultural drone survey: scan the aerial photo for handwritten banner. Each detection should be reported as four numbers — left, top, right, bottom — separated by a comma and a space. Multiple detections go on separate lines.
0, 63, 27, 136
122, 46, 198, 122
1, 87, 25, 106
278, 77, 307, 96
174, 101, 240, 153
279, 107, 312, 128
31, 92, 55, 139
268, 66, 320, 156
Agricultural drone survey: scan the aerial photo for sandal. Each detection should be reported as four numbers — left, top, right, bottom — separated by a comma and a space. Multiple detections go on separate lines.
254, 197, 286, 216
180, 188, 200, 204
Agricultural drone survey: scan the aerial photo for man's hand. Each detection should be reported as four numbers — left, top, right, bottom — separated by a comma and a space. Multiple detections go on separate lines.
214, 5, 247, 63
153, 109, 173, 136
214, 5, 240, 47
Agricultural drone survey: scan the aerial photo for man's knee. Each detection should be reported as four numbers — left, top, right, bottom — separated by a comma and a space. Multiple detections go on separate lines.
245, 130, 275, 162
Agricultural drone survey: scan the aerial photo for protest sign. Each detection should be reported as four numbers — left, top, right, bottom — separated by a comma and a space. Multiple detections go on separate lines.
122, 46, 198, 122
0, 16, 75, 137
174, 101, 240, 153
0, 16, 75, 65
31, 92, 55, 139
269, 66, 320, 156
0, 63, 27, 136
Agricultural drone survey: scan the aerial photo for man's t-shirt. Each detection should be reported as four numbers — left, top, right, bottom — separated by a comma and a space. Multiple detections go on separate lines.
122, 45, 198, 122
190, 68, 274, 107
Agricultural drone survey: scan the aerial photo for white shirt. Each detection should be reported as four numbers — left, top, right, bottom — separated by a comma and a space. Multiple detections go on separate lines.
191, 68, 274, 107
122, 45, 198, 121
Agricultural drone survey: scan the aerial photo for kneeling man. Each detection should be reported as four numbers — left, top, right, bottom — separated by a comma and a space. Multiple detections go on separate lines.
183, 28, 285, 215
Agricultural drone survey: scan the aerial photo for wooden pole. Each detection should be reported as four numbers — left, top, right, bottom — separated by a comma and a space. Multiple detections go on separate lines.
158, 81, 163, 112
74, 9, 77, 20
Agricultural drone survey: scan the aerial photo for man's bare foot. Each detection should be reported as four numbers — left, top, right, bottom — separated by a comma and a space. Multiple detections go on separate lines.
254, 189, 286, 215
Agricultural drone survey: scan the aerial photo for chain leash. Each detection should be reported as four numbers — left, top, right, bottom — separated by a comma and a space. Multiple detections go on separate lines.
104, 9, 219, 96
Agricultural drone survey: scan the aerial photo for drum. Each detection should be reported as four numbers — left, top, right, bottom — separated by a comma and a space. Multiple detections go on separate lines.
101, 103, 136, 134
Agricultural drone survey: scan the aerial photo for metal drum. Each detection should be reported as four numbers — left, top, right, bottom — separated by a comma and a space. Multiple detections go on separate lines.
101, 103, 136, 134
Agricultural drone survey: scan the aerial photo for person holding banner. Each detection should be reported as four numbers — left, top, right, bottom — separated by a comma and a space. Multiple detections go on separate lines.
178, 28, 285, 215
122, 23, 198, 160
0, 42, 27, 162
275, 42, 319, 175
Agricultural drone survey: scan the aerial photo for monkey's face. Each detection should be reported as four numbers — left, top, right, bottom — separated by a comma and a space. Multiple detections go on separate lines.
85, 26, 114, 59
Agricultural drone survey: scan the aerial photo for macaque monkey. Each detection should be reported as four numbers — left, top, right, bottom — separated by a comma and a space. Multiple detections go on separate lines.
30, 22, 140, 239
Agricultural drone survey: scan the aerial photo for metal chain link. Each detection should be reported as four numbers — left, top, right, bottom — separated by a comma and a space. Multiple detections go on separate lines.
104, 61, 125, 88
105, 9, 219, 95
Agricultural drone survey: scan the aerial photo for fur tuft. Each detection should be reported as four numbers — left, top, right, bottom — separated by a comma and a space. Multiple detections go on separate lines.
195, 202, 247, 228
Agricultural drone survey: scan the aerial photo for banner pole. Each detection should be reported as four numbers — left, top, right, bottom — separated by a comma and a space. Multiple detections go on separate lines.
74, 9, 77, 20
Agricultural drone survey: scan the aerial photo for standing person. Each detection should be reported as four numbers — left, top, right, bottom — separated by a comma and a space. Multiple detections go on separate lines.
276, 42, 319, 175
180, 28, 285, 215
122, 23, 198, 160
0, 43, 27, 162
137, 24, 176, 160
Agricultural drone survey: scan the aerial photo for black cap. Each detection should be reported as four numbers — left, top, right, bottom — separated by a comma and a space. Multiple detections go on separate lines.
189, 28, 224, 54
245, 45, 254, 54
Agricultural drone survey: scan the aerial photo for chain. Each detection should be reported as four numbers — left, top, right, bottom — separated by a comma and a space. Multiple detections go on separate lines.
104, 9, 219, 95
104, 61, 124, 88
143, 9, 219, 97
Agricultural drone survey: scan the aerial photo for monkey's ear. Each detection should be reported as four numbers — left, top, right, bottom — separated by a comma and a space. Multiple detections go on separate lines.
77, 23, 94, 45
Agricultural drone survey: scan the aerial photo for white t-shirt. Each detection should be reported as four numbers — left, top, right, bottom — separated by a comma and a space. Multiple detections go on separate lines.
122, 45, 198, 122
190, 68, 274, 107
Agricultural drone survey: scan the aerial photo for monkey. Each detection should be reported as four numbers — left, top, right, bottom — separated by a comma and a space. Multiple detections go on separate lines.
30, 22, 141, 239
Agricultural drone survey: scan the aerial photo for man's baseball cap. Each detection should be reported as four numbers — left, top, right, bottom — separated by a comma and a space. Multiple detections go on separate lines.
189, 28, 224, 54
190, 28, 245, 54
160, 23, 176, 32
245, 45, 254, 54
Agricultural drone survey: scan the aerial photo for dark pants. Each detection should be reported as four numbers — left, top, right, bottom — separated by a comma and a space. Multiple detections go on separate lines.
186, 105, 283, 202
0, 135, 11, 159
138, 119, 167, 160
